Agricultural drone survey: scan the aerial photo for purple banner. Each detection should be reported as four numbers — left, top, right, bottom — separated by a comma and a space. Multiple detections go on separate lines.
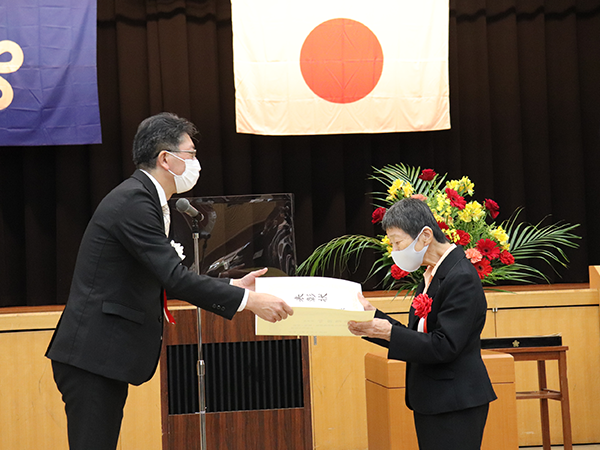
0, 0, 101, 146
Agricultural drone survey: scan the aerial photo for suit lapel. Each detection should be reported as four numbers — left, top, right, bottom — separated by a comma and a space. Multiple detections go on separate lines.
131, 169, 165, 234
408, 283, 425, 330
408, 247, 466, 330
132, 169, 160, 202
431, 247, 464, 288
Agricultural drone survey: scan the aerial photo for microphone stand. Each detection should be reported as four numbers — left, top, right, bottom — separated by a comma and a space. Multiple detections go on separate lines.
191, 216, 207, 450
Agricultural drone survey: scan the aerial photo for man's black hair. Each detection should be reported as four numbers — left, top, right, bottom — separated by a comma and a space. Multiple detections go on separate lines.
132, 112, 198, 170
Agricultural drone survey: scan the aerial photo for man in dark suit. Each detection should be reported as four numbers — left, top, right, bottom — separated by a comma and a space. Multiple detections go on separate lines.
46, 112, 293, 450
348, 198, 496, 450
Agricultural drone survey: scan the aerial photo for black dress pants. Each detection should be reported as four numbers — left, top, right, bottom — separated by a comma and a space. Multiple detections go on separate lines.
52, 360, 129, 450
413, 403, 490, 450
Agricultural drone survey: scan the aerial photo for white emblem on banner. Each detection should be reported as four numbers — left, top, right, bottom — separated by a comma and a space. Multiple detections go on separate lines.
0, 40, 24, 110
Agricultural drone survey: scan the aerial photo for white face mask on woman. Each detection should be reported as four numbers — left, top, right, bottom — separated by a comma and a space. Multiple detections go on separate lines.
391, 227, 430, 272
167, 151, 201, 193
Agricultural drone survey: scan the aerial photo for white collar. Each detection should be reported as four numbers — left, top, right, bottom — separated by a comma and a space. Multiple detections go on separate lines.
140, 170, 168, 208
423, 244, 457, 289
430, 244, 457, 279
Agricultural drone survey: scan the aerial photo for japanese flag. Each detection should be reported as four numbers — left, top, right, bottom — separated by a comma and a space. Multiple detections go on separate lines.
231, 0, 450, 136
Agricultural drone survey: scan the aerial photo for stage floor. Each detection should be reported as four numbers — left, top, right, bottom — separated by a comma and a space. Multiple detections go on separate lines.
521, 445, 600, 449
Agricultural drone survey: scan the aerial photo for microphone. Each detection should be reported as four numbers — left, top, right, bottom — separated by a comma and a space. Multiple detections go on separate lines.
175, 198, 203, 220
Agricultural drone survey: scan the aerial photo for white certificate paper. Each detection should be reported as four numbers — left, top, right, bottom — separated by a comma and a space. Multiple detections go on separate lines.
254, 277, 375, 336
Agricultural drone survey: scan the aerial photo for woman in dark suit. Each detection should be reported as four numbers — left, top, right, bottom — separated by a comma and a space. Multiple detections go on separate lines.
349, 197, 497, 450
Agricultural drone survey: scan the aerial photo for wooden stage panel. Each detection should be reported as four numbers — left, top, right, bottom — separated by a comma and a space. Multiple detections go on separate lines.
167, 408, 310, 450
364, 350, 518, 450
161, 305, 313, 450
495, 305, 600, 446
0, 315, 161, 450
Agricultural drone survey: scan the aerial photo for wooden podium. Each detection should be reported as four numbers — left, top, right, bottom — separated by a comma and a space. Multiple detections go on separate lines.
365, 350, 519, 450
160, 303, 312, 450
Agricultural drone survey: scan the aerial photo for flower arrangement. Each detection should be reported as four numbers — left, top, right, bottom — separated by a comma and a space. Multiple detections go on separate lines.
297, 164, 580, 293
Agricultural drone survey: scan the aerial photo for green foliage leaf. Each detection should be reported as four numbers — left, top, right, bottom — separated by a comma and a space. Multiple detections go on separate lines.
296, 235, 386, 281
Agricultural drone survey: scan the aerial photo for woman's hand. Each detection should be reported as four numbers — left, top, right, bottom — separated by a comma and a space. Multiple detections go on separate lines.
358, 292, 376, 311
348, 318, 392, 341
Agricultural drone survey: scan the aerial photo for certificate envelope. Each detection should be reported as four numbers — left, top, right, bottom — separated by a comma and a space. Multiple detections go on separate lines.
255, 277, 375, 336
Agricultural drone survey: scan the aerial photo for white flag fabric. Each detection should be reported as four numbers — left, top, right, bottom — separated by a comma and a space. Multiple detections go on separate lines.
231, 0, 450, 136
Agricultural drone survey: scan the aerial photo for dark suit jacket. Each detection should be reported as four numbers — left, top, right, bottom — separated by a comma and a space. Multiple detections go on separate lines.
367, 246, 497, 415
46, 170, 245, 385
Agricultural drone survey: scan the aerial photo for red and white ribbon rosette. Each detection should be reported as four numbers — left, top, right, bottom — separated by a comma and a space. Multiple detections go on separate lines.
412, 293, 433, 333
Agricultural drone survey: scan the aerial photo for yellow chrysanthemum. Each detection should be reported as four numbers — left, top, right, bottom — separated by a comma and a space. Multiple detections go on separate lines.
381, 236, 393, 255
491, 226, 510, 250
386, 179, 402, 200
443, 228, 460, 243
434, 192, 451, 214
387, 179, 414, 201
401, 182, 414, 198
434, 213, 445, 223
446, 179, 460, 192
446, 177, 475, 196
457, 201, 485, 223
459, 176, 475, 196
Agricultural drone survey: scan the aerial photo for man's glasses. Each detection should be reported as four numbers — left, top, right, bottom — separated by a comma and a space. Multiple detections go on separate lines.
160, 149, 197, 158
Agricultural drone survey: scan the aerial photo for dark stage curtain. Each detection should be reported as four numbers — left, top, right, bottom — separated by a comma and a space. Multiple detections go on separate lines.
1, 0, 599, 307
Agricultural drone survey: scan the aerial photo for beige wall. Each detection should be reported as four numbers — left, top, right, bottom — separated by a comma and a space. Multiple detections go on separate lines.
2, 267, 600, 450
0, 310, 161, 450
309, 268, 600, 449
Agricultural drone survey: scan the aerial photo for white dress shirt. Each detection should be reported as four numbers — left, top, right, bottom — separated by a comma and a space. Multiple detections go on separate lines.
417, 244, 456, 332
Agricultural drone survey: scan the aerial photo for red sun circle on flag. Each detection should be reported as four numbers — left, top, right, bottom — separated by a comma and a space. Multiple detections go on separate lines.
300, 18, 384, 104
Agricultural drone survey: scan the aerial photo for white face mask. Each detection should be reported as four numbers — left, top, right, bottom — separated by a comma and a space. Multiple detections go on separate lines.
167, 151, 201, 193
391, 227, 430, 272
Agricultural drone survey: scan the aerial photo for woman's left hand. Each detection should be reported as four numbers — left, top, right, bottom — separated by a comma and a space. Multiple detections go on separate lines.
348, 318, 392, 341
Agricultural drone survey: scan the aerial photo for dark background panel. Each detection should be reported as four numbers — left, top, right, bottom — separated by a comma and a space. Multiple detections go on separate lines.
1, 0, 599, 307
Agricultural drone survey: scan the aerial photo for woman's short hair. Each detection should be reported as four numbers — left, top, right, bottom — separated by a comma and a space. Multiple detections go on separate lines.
132, 112, 198, 169
381, 197, 448, 244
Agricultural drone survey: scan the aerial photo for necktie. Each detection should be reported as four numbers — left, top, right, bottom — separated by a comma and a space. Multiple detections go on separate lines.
162, 203, 170, 237
161, 203, 176, 324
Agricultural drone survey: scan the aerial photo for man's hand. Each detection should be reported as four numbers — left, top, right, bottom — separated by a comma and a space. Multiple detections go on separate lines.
231, 268, 293, 322
348, 318, 392, 341
231, 267, 268, 291
246, 291, 294, 323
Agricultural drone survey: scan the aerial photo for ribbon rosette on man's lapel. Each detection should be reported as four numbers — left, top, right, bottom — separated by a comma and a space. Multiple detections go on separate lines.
412, 293, 433, 333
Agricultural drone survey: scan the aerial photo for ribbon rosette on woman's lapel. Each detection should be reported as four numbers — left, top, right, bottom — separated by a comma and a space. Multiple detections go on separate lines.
412, 293, 433, 333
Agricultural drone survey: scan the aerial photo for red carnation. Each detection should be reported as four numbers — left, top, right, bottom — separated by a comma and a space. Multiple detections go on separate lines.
485, 199, 500, 219
372, 207, 386, 224
472, 258, 493, 280
500, 250, 515, 265
412, 293, 433, 319
391, 264, 410, 280
445, 188, 466, 210
418, 169, 437, 181
437, 220, 449, 230
476, 238, 501, 260
456, 229, 471, 246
